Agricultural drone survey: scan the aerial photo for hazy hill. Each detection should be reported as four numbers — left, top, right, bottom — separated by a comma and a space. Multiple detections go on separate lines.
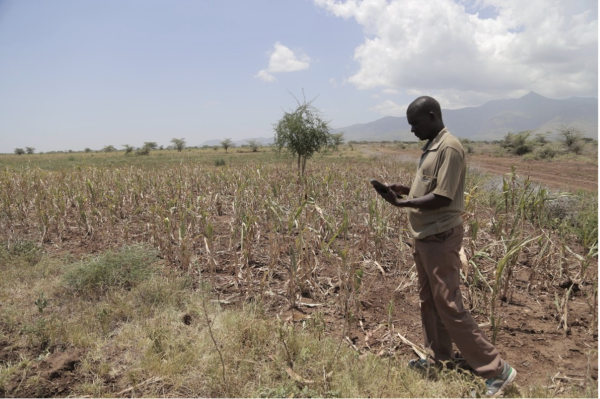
333, 92, 598, 141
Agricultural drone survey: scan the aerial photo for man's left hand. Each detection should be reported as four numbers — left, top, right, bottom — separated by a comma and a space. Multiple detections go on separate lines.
379, 189, 400, 206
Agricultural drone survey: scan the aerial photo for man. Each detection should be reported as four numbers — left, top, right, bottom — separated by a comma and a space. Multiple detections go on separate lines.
374, 96, 516, 397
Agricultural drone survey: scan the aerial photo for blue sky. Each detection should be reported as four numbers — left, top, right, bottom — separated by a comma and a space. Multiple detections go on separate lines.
0, 0, 597, 153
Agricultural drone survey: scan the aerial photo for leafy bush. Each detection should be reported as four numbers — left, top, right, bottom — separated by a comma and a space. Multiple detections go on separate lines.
532, 144, 558, 160
135, 147, 150, 156
501, 131, 534, 155
557, 125, 584, 154
63, 245, 157, 297
215, 158, 226, 167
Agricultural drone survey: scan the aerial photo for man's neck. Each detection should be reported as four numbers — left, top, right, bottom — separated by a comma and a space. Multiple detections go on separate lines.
427, 126, 446, 143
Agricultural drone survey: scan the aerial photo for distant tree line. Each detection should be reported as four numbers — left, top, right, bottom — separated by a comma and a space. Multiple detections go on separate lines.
10, 124, 591, 162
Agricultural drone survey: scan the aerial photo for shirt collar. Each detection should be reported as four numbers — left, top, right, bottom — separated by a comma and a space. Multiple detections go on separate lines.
422, 128, 449, 152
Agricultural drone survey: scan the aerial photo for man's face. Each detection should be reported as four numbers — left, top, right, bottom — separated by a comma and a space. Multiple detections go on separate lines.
407, 108, 436, 141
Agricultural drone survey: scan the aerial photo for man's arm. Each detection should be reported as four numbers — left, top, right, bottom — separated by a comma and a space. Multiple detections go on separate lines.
380, 191, 451, 209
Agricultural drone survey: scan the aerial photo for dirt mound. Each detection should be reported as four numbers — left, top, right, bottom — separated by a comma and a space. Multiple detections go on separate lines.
2, 349, 83, 398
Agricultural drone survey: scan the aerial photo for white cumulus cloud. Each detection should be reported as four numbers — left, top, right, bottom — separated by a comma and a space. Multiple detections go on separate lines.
255, 42, 311, 82
255, 70, 276, 82
371, 99, 407, 116
315, 0, 598, 107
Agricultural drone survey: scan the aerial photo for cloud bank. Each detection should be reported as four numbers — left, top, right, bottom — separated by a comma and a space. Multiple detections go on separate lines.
315, 0, 598, 109
256, 42, 311, 82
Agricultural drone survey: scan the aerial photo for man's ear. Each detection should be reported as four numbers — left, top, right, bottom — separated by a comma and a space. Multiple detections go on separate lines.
428, 111, 436, 121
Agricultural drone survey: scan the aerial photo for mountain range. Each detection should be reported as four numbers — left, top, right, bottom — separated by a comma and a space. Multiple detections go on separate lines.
198, 92, 597, 146
332, 92, 598, 142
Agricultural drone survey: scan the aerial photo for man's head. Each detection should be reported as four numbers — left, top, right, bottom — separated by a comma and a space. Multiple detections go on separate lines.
406, 96, 445, 141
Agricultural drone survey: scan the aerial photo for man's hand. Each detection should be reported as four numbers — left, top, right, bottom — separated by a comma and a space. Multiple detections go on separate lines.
378, 189, 406, 207
371, 181, 409, 206
389, 183, 410, 196
373, 182, 451, 209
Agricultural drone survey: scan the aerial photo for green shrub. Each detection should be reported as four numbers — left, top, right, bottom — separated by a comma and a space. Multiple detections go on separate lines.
63, 245, 157, 297
558, 125, 584, 154
532, 144, 557, 160
0, 240, 43, 266
501, 131, 534, 155
135, 147, 150, 156
522, 153, 535, 161
215, 158, 226, 167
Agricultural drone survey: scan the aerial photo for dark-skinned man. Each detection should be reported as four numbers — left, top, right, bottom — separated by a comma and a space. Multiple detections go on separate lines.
374, 96, 516, 397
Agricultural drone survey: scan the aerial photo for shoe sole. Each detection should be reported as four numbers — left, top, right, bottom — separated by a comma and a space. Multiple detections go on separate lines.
489, 368, 517, 398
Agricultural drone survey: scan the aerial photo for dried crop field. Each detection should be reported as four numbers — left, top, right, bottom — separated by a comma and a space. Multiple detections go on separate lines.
0, 147, 597, 397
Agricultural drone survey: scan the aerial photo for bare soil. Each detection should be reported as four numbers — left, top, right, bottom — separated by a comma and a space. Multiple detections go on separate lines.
1, 346, 83, 398
468, 155, 597, 193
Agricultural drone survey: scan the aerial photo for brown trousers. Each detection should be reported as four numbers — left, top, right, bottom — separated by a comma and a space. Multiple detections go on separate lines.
413, 224, 503, 379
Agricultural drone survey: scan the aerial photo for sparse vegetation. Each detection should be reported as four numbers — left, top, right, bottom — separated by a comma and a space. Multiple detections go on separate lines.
0, 141, 596, 398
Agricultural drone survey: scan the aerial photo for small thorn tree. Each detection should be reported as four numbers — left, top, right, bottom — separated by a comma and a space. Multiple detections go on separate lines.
221, 138, 234, 153
25, 147, 35, 154
171, 138, 186, 152
14, 148, 25, 155
123, 144, 134, 155
330, 133, 345, 150
274, 94, 332, 176
557, 125, 584, 154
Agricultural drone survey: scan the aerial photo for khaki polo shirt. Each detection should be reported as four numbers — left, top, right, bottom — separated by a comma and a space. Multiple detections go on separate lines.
408, 128, 465, 239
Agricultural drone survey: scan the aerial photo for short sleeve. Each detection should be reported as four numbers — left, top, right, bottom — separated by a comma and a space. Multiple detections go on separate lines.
432, 147, 464, 200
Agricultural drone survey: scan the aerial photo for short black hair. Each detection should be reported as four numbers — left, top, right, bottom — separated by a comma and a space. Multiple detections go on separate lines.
407, 96, 442, 118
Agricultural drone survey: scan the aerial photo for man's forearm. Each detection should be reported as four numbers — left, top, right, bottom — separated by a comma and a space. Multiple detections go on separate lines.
390, 193, 451, 209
